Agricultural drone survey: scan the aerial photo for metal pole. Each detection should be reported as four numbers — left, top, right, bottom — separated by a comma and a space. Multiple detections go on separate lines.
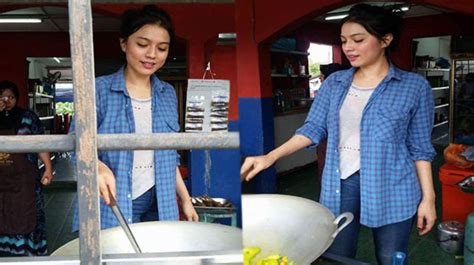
68, 0, 101, 264
0, 133, 240, 152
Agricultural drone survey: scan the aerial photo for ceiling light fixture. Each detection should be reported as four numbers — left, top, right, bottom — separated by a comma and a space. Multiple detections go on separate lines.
324, 14, 348, 21
218, 33, 236, 40
324, 4, 411, 21
400, 6, 410, 12
0, 18, 42, 23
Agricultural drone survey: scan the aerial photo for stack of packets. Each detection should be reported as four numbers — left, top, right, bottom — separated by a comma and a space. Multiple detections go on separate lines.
185, 79, 230, 132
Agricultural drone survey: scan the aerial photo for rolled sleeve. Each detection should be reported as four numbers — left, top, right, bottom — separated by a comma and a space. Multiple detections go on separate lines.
295, 80, 331, 147
406, 79, 436, 161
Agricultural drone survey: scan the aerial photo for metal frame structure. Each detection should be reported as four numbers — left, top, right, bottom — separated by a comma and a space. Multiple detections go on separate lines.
0, 1, 241, 264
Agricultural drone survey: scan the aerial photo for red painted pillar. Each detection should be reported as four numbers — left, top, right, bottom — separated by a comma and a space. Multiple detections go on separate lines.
236, 0, 276, 192
187, 39, 207, 79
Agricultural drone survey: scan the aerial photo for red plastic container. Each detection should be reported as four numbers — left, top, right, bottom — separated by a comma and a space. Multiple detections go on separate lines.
439, 163, 474, 224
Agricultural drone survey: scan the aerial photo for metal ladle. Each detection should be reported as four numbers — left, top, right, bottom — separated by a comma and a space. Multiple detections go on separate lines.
108, 187, 142, 253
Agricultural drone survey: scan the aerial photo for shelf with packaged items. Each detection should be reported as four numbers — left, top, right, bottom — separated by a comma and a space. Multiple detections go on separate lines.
270, 46, 311, 115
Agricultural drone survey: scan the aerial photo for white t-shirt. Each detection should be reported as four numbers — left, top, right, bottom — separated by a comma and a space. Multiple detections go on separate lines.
338, 84, 375, 179
130, 97, 154, 199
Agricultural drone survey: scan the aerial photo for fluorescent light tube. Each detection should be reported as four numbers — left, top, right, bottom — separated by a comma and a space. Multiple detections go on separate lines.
325, 14, 348, 21
218, 33, 236, 39
401, 6, 410, 11
0, 18, 42, 23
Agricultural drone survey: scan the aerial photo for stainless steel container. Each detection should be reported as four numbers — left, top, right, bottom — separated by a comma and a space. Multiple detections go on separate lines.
51, 221, 242, 256
437, 220, 465, 254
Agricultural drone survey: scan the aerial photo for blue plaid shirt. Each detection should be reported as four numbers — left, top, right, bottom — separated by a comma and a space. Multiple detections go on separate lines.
72, 67, 180, 231
296, 65, 436, 227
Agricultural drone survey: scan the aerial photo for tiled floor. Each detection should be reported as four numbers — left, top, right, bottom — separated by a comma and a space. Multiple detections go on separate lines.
43, 155, 77, 254
277, 144, 465, 265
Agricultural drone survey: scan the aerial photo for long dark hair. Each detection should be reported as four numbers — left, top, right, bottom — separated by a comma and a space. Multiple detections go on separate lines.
341, 4, 403, 58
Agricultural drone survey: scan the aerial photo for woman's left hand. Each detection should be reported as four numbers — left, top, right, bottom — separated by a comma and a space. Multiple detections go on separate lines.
41, 169, 54, 186
417, 197, 436, 236
182, 199, 199, 222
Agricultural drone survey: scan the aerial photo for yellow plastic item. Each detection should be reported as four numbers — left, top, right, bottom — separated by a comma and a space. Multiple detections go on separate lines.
243, 249, 295, 265
243, 247, 261, 265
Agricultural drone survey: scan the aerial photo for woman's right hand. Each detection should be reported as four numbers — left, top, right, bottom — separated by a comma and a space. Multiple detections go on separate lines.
98, 161, 117, 205
240, 155, 276, 182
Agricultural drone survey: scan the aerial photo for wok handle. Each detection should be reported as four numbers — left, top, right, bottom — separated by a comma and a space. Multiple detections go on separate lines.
331, 212, 354, 239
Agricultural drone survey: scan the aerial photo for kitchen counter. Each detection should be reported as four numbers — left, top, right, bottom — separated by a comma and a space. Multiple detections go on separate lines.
274, 110, 316, 174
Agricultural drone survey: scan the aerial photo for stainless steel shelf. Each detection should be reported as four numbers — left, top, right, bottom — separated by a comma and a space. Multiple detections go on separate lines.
414, 68, 450, 72
28, 92, 54, 99
432, 133, 449, 142
433, 120, 448, 128
39, 116, 55, 121
434, 103, 449, 109
270, 48, 310, 56
432, 86, 450, 91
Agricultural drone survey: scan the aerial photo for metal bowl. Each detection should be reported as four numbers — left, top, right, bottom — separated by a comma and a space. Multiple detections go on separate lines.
51, 221, 242, 256
242, 194, 353, 265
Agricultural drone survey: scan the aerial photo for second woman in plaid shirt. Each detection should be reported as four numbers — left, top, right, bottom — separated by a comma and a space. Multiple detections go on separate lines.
241, 4, 436, 265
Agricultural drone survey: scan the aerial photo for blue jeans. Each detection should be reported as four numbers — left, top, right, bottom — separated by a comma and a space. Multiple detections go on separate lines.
325, 171, 414, 265
132, 187, 159, 223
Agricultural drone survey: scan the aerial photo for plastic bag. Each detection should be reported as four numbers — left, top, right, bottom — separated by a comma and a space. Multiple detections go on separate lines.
443, 144, 474, 168
460, 146, 474, 161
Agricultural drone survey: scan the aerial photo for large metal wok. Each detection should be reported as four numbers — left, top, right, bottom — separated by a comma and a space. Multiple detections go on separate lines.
51, 221, 242, 256
242, 194, 353, 265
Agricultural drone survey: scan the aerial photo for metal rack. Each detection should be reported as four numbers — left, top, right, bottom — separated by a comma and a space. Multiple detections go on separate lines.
414, 67, 451, 144
0, 1, 241, 264
449, 55, 474, 144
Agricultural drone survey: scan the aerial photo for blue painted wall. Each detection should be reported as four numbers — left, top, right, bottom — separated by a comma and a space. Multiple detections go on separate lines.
239, 97, 277, 193
189, 120, 242, 227
188, 97, 279, 227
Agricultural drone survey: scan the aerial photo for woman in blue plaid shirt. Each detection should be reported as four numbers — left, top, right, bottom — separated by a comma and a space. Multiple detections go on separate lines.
241, 4, 436, 265
72, 5, 198, 232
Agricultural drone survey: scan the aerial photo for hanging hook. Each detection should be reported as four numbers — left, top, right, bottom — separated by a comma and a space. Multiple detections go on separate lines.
202, 62, 215, 80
